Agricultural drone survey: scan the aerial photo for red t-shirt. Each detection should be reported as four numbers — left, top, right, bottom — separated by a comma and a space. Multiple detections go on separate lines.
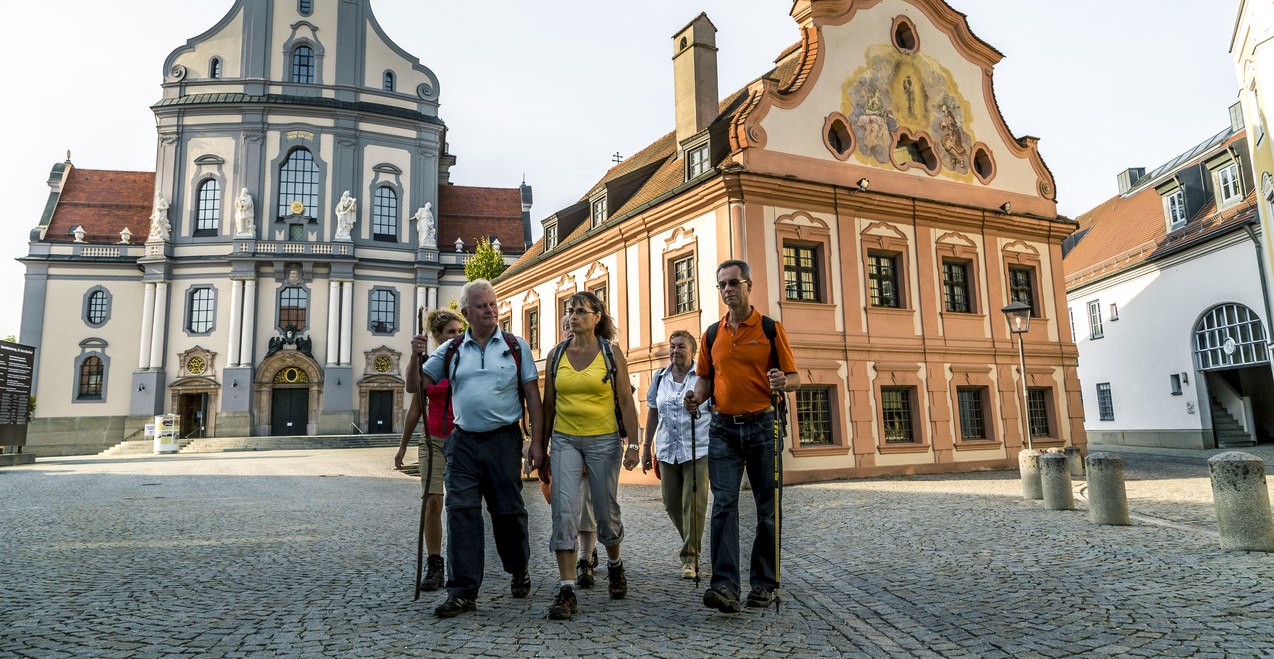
425, 379, 455, 437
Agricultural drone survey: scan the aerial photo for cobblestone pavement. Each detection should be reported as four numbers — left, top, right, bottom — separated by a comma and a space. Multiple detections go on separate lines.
3, 448, 1274, 658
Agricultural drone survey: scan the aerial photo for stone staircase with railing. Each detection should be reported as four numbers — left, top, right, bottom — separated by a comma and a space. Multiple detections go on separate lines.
1211, 397, 1256, 448
99, 437, 197, 456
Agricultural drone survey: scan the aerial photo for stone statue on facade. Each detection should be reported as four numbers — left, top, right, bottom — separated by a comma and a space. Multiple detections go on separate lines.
234, 188, 256, 237
334, 191, 357, 241
415, 203, 436, 248
148, 193, 171, 242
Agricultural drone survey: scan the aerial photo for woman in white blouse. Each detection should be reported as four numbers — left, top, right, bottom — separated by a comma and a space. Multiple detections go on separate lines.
641, 329, 711, 580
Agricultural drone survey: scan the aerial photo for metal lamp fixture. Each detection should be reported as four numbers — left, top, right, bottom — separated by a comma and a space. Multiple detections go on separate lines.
1002, 301, 1032, 449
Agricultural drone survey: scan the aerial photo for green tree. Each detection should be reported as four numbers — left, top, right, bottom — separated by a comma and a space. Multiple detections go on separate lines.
464, 236, 506, 282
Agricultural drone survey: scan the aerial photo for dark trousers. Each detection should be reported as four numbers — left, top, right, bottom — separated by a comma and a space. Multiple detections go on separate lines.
443, 423, 530, 599
707, 411, 782, 597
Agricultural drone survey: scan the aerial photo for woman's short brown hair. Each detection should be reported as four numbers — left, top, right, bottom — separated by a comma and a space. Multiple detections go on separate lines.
668, 329, 697, 355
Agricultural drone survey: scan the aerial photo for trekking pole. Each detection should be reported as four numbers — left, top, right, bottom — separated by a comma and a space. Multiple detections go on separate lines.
689, 406, 700, 588
771, 392, 784, 614
414, 306, 433, 601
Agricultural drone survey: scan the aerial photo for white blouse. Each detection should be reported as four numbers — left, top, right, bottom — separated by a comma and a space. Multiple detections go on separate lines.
646, 363, 711, 464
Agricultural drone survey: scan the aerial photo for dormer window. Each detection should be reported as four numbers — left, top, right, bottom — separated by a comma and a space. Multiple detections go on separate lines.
1218, 162, 1241, 204
591, 197, 607, 228
545, 223, 558, 251
1166, 189, 1187, 228
687, 143, 710, 179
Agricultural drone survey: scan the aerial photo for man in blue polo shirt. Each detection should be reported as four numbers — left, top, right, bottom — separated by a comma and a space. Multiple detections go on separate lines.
412, 279, 543, 619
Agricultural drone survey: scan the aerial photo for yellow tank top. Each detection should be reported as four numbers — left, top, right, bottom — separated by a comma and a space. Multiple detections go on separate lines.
553, 349, 619, 436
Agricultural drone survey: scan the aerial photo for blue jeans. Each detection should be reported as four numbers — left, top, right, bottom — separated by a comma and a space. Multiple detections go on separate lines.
707, 411, 782, 597
443, 423, 530, 599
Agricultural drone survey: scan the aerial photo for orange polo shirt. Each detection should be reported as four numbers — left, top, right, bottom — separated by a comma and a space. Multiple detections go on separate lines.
695, 308, 797, 415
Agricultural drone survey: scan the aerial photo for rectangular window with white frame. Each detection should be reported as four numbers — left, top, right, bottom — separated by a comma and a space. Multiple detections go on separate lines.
545, 223, 558, 251
1167, 189, 1187, 228
687, 144, 710, 179
1088, 300, 1103, 339
671, 254, 697, 315
591, 197, 607, 227
1218, 162, 1241, 204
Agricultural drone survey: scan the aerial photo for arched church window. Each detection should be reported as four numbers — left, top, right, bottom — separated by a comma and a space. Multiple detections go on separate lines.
85, 288, 110, 327
79, 356, 103, 399
383, 71, 395, 92
298, 0, 313, 17
291, 45, 315, 84
372, 186, 398, 242
209, 57, 222, 79
195, 178, 221, 236
277, 148, 319, 219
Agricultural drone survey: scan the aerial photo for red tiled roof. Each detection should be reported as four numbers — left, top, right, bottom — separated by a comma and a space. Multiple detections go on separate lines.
1064, 131, 1251, 288
438, 184, 525, 254
45, 168, 154, 243
505, 49, 805, 276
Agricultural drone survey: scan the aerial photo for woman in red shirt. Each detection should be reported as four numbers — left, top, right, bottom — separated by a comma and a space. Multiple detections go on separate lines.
395, 309, 464, 592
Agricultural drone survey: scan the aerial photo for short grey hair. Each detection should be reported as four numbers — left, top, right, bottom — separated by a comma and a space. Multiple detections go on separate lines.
458, 279, 495, 312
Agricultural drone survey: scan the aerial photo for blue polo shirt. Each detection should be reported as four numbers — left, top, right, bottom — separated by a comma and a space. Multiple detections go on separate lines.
422, 327, 537, 433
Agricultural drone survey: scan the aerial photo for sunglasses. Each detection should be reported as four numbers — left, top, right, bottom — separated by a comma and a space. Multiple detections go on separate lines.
716, 278, 750, 290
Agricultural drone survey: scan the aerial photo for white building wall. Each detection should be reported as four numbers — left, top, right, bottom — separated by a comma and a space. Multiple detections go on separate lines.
1068, 236, 1265, 445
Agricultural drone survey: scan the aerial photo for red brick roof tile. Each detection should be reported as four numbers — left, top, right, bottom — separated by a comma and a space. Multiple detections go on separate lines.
438, 185, 525, 254
45, 168, 154, 243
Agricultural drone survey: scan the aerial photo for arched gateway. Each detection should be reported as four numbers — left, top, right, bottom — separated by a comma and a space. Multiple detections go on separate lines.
254, 350, 323, 436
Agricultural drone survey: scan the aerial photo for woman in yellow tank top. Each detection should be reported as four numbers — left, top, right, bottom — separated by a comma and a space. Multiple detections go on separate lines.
534, 291, 641, 620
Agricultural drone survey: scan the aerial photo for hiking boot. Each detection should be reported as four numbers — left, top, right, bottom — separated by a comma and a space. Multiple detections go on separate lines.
746, 587, 775, 609
420, 555, 444, 592
681, 562, 697, 580
576, 558, 595, 588
590, 547, 599, 568
548, 585, 578, 620
433, 596, 476, 619
607, 561, 628, 599
510, 569, 531, 598
703, 587, 742, 613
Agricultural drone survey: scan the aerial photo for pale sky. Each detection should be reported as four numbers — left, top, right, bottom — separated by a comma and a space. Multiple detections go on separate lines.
0, 1, 1240, 340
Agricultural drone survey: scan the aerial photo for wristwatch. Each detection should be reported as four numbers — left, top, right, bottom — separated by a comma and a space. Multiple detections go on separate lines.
625, 443, 639, 452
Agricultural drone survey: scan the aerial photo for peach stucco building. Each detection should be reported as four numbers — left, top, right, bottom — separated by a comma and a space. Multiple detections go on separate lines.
495, 0, 1084, 483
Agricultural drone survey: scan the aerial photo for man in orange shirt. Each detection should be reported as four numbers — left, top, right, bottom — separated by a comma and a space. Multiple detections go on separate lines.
685, 259, 799, 613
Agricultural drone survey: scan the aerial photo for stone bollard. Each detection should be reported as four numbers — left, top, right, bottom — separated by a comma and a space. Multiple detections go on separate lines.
1019, 449, 1043, 500
1085, 452, 1130, 525
1039, 453, 1075, 510
1064, 446, 1084, 478
1208, 452, 1274, 552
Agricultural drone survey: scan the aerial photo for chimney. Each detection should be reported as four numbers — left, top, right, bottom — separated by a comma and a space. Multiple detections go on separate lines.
1117, 167, 1145, 194
672, 13, 719, 146
1229, 101, 1245, 133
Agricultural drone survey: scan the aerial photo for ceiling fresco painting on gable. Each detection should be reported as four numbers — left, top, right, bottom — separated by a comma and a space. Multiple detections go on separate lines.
843, 44, 975, 179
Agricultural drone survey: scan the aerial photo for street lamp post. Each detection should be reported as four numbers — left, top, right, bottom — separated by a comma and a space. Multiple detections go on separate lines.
1002, 301, 1033, 450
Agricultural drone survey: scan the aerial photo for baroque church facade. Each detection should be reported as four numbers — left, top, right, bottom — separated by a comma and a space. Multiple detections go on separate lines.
496, 0, 1086, 482
19, 0, 529, 455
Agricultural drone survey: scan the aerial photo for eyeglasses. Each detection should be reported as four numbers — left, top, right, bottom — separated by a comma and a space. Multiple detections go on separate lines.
568, 307, 598, 316
716, 278, 750, 290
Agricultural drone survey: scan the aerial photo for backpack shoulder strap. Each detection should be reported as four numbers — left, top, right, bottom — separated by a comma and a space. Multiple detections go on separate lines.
598, 337, 617, 383
704, 321, 720, 381
549, 340, 570, 380
761, 315, 779, 371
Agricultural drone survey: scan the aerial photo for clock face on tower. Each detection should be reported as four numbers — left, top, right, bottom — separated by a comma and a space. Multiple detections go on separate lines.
290, 200, 305, 215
